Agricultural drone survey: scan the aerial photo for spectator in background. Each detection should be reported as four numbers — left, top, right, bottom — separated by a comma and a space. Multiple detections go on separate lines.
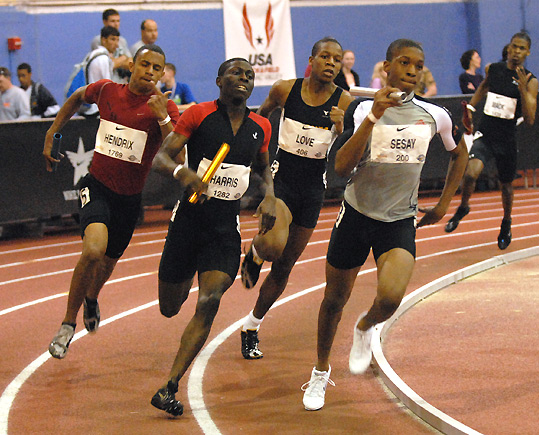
17, 63, 60, 118
415, 65, 437, 97
83, 26, 120, 116
334, 50, 360, 91
91, 8, 132, 83
369, 60, 387, 89
459, 49, 483, 94
130, 19, 158, 56
0, 67, 30, 121
160, 63, 197, 111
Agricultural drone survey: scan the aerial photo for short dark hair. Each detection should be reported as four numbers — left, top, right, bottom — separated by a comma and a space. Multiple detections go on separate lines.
511, 31, 531, 49
103, 9, 119, 21
17, 63, 32, 73
165, 63, 176, 74
141, 19, 152, 30
133, 44, 166, 64
386, 39, 423, 61
460, 49, 478, 70
311, 37, 342, 57
0, 67, 11, 78
217, 58, 250, 77
501, 44, 509, 62
101, 26, 120, 39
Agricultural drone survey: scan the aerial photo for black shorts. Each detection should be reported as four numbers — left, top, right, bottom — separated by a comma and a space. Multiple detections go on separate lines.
327, 201, 416, 270
470, 135, 517, 183
77, 174, 141, 259
274, 175, 324, 229
158, 202, 242, 283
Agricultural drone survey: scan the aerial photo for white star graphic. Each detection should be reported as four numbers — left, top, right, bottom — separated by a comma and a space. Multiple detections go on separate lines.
65, 137, 94, 186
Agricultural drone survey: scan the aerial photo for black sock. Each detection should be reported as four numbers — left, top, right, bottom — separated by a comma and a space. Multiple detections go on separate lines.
61, 322, 76, 329
85, 297, 98, 309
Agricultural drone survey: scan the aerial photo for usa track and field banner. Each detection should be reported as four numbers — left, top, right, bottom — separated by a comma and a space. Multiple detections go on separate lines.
223, 0, 296, 86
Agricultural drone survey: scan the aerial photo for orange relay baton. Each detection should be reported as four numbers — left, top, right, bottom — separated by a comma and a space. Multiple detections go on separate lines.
188, 142, 230, 203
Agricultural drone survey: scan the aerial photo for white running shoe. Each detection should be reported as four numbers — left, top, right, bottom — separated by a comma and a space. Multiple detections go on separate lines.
49, 324, 75, 359
301, 366, 335, 411
349, 313, 374, 375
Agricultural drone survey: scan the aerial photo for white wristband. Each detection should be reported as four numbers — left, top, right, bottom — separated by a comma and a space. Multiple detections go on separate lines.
173, 164, 184, 179
466, 104, 476, 113
367, 111, 379, 124
158, 115, 171, 126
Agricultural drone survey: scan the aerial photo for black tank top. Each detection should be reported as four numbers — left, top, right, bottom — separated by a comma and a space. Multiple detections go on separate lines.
479, 62, 535, 139
274, 79, 343, 190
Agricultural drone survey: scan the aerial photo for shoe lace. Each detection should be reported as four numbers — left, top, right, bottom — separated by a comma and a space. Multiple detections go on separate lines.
301, 374, 335, 395
55, 325, 74, 345
246, 331, 259, 348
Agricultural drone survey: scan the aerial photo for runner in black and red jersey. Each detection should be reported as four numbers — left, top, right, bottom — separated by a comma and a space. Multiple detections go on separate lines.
149, 58, 278, 417
43, 44, 180, 360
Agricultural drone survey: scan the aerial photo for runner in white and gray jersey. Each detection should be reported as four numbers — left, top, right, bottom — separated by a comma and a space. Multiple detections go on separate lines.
301, 38, 469, 412
345, 94, 457, 222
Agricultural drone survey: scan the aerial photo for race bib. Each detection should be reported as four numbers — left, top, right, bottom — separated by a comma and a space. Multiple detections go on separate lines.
94, 118, 148, 164
197, 158, 251, 201
278, 116, 336, 159
370, 124, 430, 163
483, 92, 517, 120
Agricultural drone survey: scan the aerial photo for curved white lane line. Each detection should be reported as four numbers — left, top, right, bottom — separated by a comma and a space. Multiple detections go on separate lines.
0, 293, 67, 316
0, 272, 157, 317
2, 238, 539, 433
188, 268, 379, 434
371, 246, 539, 435
4, 230, 538, 316
188, 244, 539, 434
1, 192, 535, 257
0, 293, 198, 435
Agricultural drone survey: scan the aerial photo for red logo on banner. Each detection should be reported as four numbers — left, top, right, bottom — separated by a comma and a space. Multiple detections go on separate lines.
265, 4, 274, 48
242, 3, 274, 49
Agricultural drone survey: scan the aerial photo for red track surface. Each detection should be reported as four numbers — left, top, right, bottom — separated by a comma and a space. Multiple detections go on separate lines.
1, 189, 538, 434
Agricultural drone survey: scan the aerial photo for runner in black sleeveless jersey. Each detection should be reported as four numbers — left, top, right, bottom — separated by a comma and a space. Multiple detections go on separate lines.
149, 58, 277, 417
445, 32, 537, 250
239, 37, 354, 360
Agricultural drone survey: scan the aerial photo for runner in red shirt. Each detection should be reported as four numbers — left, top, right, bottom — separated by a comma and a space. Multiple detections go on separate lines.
43, 44, 180, 360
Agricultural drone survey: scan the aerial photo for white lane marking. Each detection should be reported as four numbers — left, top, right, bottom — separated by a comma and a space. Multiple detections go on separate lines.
0, 272, 156, 317
0, 293, 67, 316
1, 214, 538, 432
2, 223, 539, 318
2, 204, 537, 270
0, 288, 200, 435
2, 215, 538, 287
186, 240, 539, 433
0, 237, 245, 286
371, 246, 539, 435
2, 191, 536, 257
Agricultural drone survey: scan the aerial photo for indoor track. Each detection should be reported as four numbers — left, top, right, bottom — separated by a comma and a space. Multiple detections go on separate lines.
1, 189, 538, 434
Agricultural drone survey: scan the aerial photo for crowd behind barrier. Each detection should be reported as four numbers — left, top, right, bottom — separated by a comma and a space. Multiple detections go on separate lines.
0, 95, 538, 234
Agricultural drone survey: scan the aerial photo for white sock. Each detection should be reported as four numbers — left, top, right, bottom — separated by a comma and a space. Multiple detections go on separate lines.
313, 365, 331, 376
242, 310, 264, 331
251, 244, 264, 265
